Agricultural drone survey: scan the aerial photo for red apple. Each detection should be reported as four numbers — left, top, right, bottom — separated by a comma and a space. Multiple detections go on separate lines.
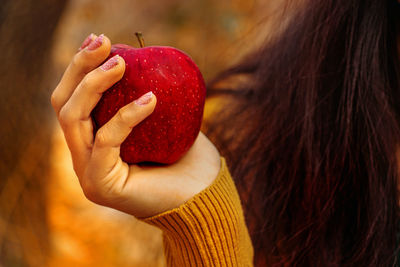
91, 35, 206, 164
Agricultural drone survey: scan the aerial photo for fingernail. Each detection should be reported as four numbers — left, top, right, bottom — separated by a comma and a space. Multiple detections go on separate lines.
79, 33, 95, 50
135, 92, 153, 105
87, 34, 104, 50
100, 55, 120, 71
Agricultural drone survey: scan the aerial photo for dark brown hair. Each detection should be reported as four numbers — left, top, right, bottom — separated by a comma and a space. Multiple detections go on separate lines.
206, 0, 400, 265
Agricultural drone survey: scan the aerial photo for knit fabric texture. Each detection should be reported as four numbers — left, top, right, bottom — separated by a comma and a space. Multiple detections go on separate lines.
142, 157, 254, 266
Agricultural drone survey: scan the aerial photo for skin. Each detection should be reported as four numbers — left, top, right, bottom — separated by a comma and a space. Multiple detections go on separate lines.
51, 34, 221, 218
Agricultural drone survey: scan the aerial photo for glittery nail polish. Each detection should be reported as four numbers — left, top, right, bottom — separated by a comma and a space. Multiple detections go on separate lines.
135, 92, 153, 105
87, 34, 104, 50
100, 55, 119, 71
79, 33, 94, 50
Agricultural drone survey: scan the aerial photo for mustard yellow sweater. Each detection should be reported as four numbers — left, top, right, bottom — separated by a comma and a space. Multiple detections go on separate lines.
142, 158, 254, 266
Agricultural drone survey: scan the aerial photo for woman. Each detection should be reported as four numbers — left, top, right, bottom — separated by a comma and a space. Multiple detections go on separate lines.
51, 0, 400, 265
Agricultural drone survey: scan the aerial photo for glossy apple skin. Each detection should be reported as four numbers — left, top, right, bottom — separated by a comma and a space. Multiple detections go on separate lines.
91, 44, 206, 164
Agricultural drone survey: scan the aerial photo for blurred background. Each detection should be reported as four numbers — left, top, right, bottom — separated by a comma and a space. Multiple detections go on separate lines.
0, 0, 280, 266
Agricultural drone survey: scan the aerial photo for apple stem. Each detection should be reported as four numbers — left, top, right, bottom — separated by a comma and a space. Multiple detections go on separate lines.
135, 32, 145, 48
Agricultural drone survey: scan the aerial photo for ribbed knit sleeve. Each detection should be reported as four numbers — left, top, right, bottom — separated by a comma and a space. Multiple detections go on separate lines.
141, 157, 254, 267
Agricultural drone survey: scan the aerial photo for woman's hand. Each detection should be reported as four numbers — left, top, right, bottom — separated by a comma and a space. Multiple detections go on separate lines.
51, 34, 220, 218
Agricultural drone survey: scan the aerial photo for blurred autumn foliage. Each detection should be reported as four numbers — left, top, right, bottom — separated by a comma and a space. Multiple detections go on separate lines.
0, 0, 278, 266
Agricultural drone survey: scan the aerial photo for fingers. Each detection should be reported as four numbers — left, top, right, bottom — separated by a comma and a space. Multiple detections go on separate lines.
51, 33, 112, 115
56, 55, 126, 175
52, 33, 123, 176
91, 92, 157, 171
61, 55, 125, 121
80, 92, 156, 207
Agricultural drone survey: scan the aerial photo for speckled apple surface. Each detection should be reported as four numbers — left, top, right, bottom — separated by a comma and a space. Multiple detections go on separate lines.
91, 44, 206, 164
